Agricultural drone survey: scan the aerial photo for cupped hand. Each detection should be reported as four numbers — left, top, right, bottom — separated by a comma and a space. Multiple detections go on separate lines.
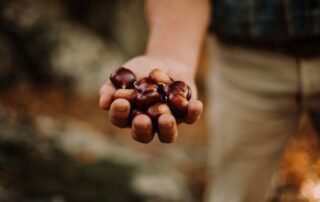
99, 55, 203, 143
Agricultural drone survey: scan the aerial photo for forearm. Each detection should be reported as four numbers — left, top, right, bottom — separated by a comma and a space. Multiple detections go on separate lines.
145, 0, 210, 75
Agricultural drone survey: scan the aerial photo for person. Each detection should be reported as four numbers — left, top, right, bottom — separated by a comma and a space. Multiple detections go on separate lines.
99, 0, 320, 201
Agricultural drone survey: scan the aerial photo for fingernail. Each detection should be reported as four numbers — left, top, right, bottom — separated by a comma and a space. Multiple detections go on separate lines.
162, 120, 174, 128
190, 109, 202, 116
115, 104, 128, 112
134, 123, 148, 130
99, 95, 105, 104
99, 96, 109, 110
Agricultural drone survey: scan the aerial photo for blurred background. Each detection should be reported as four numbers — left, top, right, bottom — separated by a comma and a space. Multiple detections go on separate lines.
0, 1, 320, 202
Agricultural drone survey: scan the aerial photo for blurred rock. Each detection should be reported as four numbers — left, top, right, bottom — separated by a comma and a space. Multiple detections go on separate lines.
0, 0, 147, 94
49, 0, 147, 95
36, 116, 194, 202
65, 0, 147, 58
0, 0, 67, 88
0, 105, 194, 202
132, 172, 193, 202
0, 33, 17, 88
50, 22, 125, 95
1, 0, 64, 32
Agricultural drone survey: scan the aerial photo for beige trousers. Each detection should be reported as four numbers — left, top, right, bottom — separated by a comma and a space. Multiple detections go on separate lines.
205, 38, 320, 202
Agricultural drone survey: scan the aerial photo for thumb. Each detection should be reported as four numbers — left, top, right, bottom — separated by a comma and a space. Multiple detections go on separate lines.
99, 81, 116, 110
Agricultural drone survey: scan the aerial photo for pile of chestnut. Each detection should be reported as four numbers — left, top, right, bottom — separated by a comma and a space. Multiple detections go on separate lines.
110, 67, 191, 132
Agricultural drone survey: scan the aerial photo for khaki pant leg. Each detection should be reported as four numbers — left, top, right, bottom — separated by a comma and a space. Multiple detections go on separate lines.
205, 39, 301, 202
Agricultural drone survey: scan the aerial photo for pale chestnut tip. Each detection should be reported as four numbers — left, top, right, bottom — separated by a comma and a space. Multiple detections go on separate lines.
136, 90, 162, 111
113, 89, 138, 103
164, 81, 192, 100
149, 69, 172, 85
134, 77, 158, 92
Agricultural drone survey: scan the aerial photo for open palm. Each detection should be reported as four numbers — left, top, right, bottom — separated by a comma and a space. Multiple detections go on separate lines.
99, 55, 203, 143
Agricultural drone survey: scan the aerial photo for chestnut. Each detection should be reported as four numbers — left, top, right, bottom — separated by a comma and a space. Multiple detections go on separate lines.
167, 92, 189, 115
186, 85, 192, 100
113, 89, 138, 103
108, 67, 196, 132
110, 67, 136, 89
164, 81, 192, 100
134, 77, 158, 92
136, 90, 162, 110
149, 69, 172, 85
147, 103, 171, 124
157, 84, 167, 102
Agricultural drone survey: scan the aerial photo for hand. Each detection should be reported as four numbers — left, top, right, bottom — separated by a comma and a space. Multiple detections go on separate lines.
99, 55, 203, 143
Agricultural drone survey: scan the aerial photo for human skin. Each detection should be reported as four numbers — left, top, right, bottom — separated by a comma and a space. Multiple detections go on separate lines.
99, 0, 210, 143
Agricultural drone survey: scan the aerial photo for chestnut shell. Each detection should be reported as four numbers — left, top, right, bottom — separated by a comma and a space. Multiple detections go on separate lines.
113, 89, 138, 103
157, 84, 167, 102
167, 92, 189, 118
134, 77, 158, 92
164, 81, 192, 100
148, 69, 172, 85
136, 90, 162, 110
110, 67, 136, 89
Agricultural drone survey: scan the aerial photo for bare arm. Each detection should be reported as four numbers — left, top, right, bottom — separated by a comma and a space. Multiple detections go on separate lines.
146, 0, 210, 75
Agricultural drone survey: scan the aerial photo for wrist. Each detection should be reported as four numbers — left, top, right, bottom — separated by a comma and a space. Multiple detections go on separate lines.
141, 55, 196, 83
145, 44, 200, 78
146, 49, 198, 71
145, 0, 209, 75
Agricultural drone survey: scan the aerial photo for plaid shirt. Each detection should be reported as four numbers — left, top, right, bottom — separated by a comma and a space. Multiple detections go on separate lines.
211, 0, 320, 41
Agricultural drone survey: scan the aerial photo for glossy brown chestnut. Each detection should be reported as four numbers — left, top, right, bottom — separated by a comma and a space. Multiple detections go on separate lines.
157, 84, 167, 102
136, 90, 162, 110
110, 67, 136, 89
113, 89, 138, 103
149, 69, 172, 85
167, 92, 189, 113
164, 81, 192, 100
147, 103, 171, 123
134, 77, 158, 92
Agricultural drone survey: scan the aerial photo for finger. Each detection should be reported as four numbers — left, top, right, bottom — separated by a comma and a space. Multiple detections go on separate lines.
184, 99, 203, 124
132, 114, 154, 143
99, 81, 116, 110
109, 98, 131, 128
158, 114, 178, 143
